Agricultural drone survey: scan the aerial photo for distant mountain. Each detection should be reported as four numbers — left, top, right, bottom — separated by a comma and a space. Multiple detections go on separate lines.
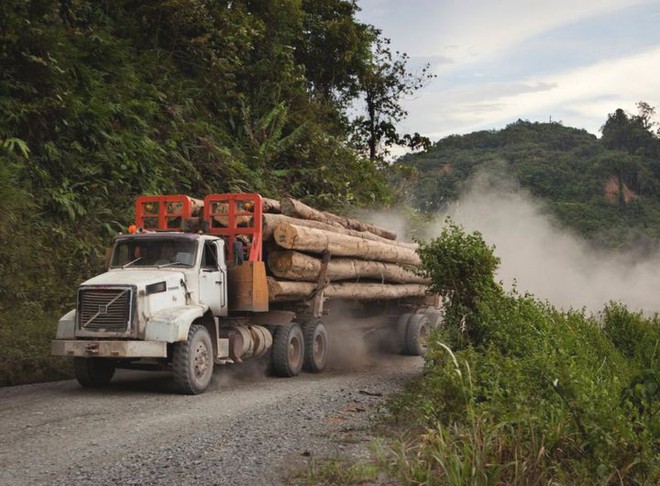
397, 119, 660, 252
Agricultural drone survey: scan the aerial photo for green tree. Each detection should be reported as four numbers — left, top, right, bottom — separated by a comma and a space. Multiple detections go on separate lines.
294, 0, 373, 105
352, 37, 435, 161
416, 219, 502, 347
601, 102, 659, 156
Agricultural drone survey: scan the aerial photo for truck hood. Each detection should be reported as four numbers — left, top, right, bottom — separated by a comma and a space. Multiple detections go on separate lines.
82, 270, 185, 288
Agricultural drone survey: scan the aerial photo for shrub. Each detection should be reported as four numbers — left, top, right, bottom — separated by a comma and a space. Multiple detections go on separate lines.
388, 219, 659, 484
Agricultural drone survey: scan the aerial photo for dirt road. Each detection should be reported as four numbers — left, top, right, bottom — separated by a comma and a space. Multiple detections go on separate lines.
0, 355, 422, 486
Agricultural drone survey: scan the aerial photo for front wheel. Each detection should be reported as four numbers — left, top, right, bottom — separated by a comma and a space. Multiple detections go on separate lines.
173, 324, 214, 395
74, 357, 115, 388
272, 323, 305, 377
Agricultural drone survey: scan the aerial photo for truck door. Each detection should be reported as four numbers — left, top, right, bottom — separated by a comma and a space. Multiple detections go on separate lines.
199, 240, 228, 316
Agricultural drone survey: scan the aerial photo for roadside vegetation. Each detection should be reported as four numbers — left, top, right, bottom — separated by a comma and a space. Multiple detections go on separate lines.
299, 221, 658, 485
382, 222, 658, 484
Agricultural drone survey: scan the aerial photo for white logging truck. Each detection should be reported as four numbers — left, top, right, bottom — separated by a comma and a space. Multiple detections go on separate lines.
52, 193, 441, 394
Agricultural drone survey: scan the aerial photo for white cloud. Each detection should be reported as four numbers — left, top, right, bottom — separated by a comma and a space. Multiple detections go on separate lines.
360, 0, 648, 62
400, 46, 660, 139
357, 1, 660, 143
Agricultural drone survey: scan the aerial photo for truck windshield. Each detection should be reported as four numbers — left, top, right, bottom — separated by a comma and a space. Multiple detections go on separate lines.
110, 238, 197, 268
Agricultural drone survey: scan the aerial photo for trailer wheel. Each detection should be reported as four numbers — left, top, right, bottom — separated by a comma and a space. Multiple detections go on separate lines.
395, 313, 413, 353
173, 324, 214, 395
302, 320, 328, 373
404, 314, 430, 356
74, 357, 115, 388
272, 323, 305, 377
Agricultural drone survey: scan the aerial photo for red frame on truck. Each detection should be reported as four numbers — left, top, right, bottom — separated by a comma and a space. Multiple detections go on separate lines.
133, 193, 264, 265
203, 193, 263, 264
134, 195, 197, 231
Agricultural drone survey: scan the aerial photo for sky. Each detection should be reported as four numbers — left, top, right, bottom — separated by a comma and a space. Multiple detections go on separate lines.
356, 0, 660, 142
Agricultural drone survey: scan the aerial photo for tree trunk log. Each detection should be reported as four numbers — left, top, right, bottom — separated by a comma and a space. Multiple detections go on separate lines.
273, 223, 421, 265
263, 213, 417, 249
280, 197, 397, 240
262, 197, 281, 214
268, 251, 428, 283
267, 277, 427, 302
190, 197, 204, 216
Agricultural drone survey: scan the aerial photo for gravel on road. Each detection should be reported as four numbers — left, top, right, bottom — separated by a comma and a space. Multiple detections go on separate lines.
0, 354, 422, 486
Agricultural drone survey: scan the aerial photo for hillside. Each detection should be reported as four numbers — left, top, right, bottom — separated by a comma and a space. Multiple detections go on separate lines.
0, 0, 412, 385
397, 114, 660, 251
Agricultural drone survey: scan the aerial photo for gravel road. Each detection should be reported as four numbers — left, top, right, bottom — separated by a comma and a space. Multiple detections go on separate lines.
0, 354, 422, 486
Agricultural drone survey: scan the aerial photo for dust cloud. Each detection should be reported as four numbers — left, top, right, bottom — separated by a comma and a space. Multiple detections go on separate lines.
323, 304, 384, 370
359, 209, 413, 243
426, 170, 660, 314
209, 357, 271, 391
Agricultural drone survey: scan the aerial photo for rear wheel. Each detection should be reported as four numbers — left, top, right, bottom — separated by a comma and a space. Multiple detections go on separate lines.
404, 314, 430, 356
395, 313, 413, 354
302, 320, 328, 373
74, 357, 115, 388
173, 324, 214, 395
272, 323, 305, 377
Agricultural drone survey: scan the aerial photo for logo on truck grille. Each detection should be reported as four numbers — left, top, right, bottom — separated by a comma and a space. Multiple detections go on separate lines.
78, 287, 134, 334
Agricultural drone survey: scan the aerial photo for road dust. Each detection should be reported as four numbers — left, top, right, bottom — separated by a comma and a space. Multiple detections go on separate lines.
426, 170, 660, 314
359, 209, 414, 243
323, 306, 391, 370
209, 356, 271, 391
207, 315, 393, 390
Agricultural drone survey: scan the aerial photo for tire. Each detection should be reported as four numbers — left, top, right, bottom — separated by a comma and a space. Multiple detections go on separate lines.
272, 323, 305, 377
74, 357, 115, 388
302, 320, 328, 373
173, 324, 214, 395
395, 313, 412, 354
404, 314, 430, 356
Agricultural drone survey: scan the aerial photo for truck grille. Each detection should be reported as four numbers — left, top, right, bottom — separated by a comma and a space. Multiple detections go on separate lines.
78, 287, 133, 334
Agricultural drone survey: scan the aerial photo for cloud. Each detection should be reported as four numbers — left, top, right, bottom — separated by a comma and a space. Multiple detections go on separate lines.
399, 46, 660, 139
360, 0, 648, 60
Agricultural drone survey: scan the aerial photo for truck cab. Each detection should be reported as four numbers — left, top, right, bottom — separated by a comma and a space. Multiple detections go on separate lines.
52, 194, 272, 394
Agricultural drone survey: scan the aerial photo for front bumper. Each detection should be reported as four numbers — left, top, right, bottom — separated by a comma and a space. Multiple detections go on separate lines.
51, 340, 167, 358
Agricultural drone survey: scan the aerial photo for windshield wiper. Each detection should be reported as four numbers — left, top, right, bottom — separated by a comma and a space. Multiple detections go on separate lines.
123, 257, 143, 268
157, 260, 185, 268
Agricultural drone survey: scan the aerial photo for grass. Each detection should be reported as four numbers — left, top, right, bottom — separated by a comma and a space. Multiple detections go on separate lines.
294, 458, 382, 486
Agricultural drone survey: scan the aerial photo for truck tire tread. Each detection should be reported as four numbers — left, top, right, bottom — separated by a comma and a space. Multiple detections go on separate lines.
173, 324, 214, 395
302, 320, 328, 373
272, 323, 304, 377
404, 314, 430, 356
74, 357, 115, 388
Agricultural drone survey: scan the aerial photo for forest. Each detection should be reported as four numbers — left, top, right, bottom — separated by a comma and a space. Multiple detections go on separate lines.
397, 103, 660, 252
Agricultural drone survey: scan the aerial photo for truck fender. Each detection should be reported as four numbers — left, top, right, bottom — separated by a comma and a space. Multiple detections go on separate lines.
55, 309, 77, 339
145, 305, 206, 343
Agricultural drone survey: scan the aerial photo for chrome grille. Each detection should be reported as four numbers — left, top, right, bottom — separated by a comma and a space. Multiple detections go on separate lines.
78, 287, 133, 333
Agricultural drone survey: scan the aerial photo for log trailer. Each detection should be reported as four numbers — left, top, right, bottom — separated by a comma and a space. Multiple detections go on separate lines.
52, 193, 441, 394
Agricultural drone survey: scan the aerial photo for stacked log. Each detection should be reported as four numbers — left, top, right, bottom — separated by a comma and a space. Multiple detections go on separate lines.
267, 278, 428, 302
262, 197, 427, 303
273, 223, 420, 265
280, 197, 397, 240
